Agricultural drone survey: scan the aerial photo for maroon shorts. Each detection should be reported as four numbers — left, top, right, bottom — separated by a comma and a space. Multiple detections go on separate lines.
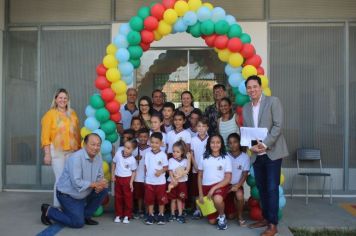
144, 184, 168, 206
202, 184, 229, 220
167, 182, 188, 200
225, 185, 244, 215
134, 182, 144, 200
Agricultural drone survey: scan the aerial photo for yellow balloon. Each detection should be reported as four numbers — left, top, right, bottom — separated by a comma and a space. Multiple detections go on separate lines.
106, 43, 117, 55
202, 2, 214, 10
247, 149, 252, 157
280, 173, 285, 185
163, 9, 178, 25
103, 161, 109, 174
111, 80, 127, 95
242, 65, 258, 79
103, 54, 118, 69
174, 0, 190, 16
157, 20, 172, 36
115, 93, 127, 104
106, 68, 121, 83
228, 53, 244, 68
218, 48, 231, 62
188, 0, 202, 11
104, 172, 111, 182
263, 87, 272, 96
153, 30, 163, 41
80, 127, 92, 138
259, 75, 269, 89
81, 140, 85, 148
214, 47, 219, 53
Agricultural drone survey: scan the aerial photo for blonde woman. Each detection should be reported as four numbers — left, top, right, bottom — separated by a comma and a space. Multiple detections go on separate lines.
41, 88, 80, 207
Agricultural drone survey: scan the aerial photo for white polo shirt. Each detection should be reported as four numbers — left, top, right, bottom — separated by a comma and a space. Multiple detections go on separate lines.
113, 151, 137, 177
190, 134, 208, 173
187, 127, 198, 138
228, 152, 250, 185
167, 158, 188, 182
198, 155, 232, 186
134, 145, 151, 183
149, 130, 167, 152
167, 129, 192, 154
144, 150, 168, 185
164, 124, 173, 133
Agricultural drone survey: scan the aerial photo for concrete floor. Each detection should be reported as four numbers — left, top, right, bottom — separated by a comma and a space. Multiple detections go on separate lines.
0, 192, 354, 236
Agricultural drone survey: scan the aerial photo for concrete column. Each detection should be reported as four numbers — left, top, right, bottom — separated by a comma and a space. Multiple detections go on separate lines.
0, 0, 5, 190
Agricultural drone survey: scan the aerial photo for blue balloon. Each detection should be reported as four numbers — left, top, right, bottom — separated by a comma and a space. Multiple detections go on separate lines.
85, 105, 96, 117
225, 64, 242, 76
238, 81, 247, 95
119, 62, 134, 76
279, 186, 284, 197
183, 11, 198, 26
279, 196, 286, 209
84, 117, 100, 131
211, 7, 226, 23
115, 48, 130, 62
228, 73, 244, 88
225, 15, 237, 25
197, 6, 212, 21
122, 75, 133, 85
119, 23, 131, 36
173, 18, 188, 33
250, 166, 255, 177
93, 129, 106, 141
101, 140, 112, 155
113, 34, 128, 48
102, 153, 113, 164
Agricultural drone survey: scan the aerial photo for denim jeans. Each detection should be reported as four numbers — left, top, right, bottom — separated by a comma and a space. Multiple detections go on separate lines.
253, 154, 282, 225
47, 188, 108, 228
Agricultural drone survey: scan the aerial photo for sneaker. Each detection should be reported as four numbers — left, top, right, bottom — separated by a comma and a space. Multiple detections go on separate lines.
114, 216, 121, 223
157, 214, 166, 225
133, 213, 140, 220
217, 215, 227, 230
192, 209, 201, 220
168, 214, 176, 222
145, 215, 154, 225
176, 215, 186, 224
122, 216, 130, 224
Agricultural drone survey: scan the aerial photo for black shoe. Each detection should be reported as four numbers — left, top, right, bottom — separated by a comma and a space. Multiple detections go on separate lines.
40, 204, 52, 225
85, 218, 99, 225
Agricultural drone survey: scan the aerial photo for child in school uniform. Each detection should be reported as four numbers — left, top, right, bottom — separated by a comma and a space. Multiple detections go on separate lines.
187, 108, 202, 138
167, 140, 192, 223
198, 134, 232, 230
225, 133, 249, 226
167, 111, 191, 158
162, 102, 175, 134
150, 114, 167, 152
131, 116, 144, 138
112, 139, 138, 224
144, 132, 169, 225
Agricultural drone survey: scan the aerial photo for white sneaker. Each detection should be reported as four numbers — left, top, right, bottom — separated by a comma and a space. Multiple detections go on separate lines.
114, 216, 121, 223
122, 216, 130, 224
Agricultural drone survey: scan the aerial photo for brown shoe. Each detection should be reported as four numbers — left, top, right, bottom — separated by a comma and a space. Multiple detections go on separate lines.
260, 224, 278, 236
248, 219, 268, 229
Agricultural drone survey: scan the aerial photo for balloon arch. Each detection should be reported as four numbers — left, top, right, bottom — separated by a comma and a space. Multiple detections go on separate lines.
81, 0, 285, 218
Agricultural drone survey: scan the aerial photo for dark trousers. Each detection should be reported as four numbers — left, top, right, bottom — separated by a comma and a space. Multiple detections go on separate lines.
253, 154, 282, 225
47, 189, 108, 228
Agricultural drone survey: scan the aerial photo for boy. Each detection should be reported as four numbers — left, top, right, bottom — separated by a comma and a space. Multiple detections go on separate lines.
144, 132, 168, 225
162, 102, 175, 133
187, 108, 202, 137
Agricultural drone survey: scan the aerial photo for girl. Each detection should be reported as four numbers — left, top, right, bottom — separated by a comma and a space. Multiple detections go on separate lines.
112, 139, 138, 224
167, 140, 191, 223
131, 116, 144, 138
167, 111, 192, 158
198, 134, 232, 230
150, 114, 167, 152
218, 97, 240, 146
138, 96, 153, 129
226, 133, 249, 226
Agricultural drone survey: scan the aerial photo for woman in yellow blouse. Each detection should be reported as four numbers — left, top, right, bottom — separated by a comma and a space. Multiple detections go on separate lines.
41, 88, 80, 207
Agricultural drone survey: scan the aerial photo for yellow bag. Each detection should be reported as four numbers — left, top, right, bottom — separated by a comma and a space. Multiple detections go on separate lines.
196, 196, 217, 216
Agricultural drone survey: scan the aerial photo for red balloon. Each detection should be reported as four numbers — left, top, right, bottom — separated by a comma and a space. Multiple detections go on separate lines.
105, 100, 121, 114
257, 66, 265, 75
240, 43, 255, 59
110, 112, 122, 123
227, 38, 243, 52
141, 30, 154, 44
162, 0, 176, 9
238, 115, 244, 126
150, 3, 165, 20
214, 35, 229, 49
144, 16, 159, 31
247, 197, 260, 208
204, 34, 217, 47
95, 76, 111, 90
250, 206, 263, 221
236, 106, 243, 115
101, 88, 115, 102
96, 64, 107, 76
140, 42, 151, 52
102, 195, 110, 206
245, 54, 262, 68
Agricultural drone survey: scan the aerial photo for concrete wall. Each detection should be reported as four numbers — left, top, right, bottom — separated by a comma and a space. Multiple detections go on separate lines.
0, 0, 5, 190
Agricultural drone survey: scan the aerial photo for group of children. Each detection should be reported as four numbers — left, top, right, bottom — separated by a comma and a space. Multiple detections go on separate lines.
110, 102, 250, 230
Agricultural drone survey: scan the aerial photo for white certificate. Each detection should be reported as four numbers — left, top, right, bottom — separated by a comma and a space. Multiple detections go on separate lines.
240, 127, 268, 148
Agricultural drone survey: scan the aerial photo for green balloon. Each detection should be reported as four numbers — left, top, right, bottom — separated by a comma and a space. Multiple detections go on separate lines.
90, 94, 105, 109
127, 31, 141, 46
95, 108, 110, 123
278, 209, 283, 220
232, 86, 239, 95
106, 132, 119, 143
215, 20, 230, 35
149, 2, 156, 7
240, 33, 251, 43
188, 22, 202, 38
247, 175, 256, 187
137, 6, 150, 19
93, 205, 104, 217
101, 120, 117, 135
130, 59, 141, 69
200, 20, 215, 35
129, 16, 144, 32
128, 45, 143, 60
235, 92, 250, 106
228, 24, 242, 38
251, 186, 260, 200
